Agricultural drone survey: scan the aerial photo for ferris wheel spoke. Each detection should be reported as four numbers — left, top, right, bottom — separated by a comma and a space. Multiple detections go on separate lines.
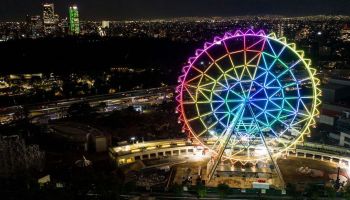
222, 40, 233, 60
226, 99, 246, 103
253, 73, 267, 85
276, 59, 302, 79
269, 99, 283, 110
298, 77, 312, 83
265, 76, 279, 88
245, 54, 262, 80
299, 99, 311, 115
188, 111, 213, 122
212, 62, 227, 76
183, 85, 198, 102
246, 76, 256, 98
246, 51, 263, 66
275, 42, 287, 60
290, 116, 310, 127
270, 96, 299, 101
222, 41, 241, 81
198, 81, 216, 91
261, 52, 275, 71
266, 111, 291, 128
197, 88, 212, 101
221, 73, 231, 88
185, 73, 203, 85
282, 82, 298, 89
205, 74, 228, 90
247, 37, 267, 50
227, 86, 245, 99
250, 101, 265, 112
197, 123, 218, 138
224, 70, 239, 82
248, 87, 265, 100
266, 39, 277, 57
212, 103, 225, 113
237, 80, 248, 99
212, 91, 226, 101
249, 98, 268, 102
283, 99, 297, 113
268, 127, 280, 138
202, 113, 231, 139
183, 101, 211, 105
191, 65, 206, 75
229, 103, 246, 116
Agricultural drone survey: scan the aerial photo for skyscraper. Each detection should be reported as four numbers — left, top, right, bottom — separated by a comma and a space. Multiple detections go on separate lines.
69, 5, 80, 35
26, 15, 43, 39
42, 3, 58, 35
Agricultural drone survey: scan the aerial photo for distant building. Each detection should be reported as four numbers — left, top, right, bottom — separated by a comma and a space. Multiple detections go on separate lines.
340, 24, 350, 42
321, 78, 350, 103
317, 78, 350, 147
319, 114, 336, 126
58, 17, 69, 34
322, 83, 350, 103
277, 24, 284, 38
93, 135, 108, 152
337, 116, 350, 132
102, 21, 110, 29
69, 5, 80, 35
26, 15, 43, 38
42, 3, 58, 35
329, 131, 350, 148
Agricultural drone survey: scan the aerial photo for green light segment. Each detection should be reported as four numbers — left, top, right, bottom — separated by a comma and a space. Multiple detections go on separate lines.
69, 6, 80, 35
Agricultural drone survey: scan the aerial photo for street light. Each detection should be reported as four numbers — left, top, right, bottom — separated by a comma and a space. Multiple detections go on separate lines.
131, 137, 136, 144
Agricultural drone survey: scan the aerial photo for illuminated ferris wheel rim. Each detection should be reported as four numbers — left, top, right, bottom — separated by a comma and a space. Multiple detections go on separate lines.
176, 29, 321, 162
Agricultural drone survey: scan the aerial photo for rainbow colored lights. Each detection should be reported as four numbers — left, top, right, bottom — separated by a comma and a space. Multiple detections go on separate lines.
176, 29, 321, 163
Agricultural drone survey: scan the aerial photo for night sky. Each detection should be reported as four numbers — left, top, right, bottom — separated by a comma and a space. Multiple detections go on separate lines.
1, 0, 350, 21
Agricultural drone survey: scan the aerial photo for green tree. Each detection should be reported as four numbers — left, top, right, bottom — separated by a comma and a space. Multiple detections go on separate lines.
170, 183, 183, 196
286, 183, 299, 198
195, 182, 207, 198
67, 102, 94, 119
122, 181, 137, 194
343, 184, 350, 200
305, 183, 322, 200
324, 186, 337, 199
217, 183, 230, 198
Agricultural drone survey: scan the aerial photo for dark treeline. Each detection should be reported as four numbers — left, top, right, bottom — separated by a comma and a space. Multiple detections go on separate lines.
0, 36, 201, 107
0, 36, 198, 74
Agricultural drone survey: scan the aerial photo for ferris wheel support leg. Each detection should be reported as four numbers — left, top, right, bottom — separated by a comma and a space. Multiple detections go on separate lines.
260, 133, 286, 189
247, 104, 286, 189
207, 105, 244, 182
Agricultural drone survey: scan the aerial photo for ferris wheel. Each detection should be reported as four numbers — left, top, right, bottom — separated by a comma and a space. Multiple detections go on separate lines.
176, 29, 321, 181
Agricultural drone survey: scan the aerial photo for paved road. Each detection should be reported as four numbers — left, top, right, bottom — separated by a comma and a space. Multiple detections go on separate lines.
0, 86, 173, 124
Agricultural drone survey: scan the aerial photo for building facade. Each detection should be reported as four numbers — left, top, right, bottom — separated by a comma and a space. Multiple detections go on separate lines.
26, 15, 43, 38
69, 5, 80, 35
42, 3, 58, 35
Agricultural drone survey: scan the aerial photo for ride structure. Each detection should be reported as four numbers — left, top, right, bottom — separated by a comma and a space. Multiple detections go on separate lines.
176, 29, 321, 187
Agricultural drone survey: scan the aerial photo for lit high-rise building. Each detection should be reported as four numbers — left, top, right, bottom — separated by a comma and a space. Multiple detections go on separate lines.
58, 18, 69, 34
69, 5, 80, 35
277, 23, 284, 38
42, 3, 58, 35
26, 15, 43, 38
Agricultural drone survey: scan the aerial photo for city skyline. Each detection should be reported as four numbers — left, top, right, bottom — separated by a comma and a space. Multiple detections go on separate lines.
1, 0, 350, 21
